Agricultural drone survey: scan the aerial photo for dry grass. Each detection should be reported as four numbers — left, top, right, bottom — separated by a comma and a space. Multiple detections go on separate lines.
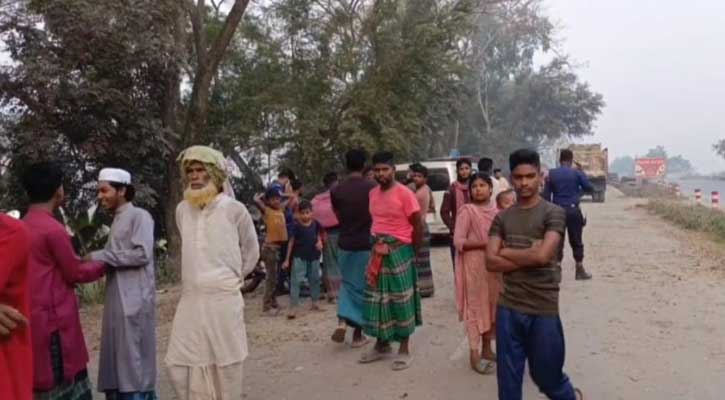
646, 198, 725, 242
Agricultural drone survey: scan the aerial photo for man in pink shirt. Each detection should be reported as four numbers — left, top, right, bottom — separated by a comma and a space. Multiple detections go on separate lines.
21, 162, 105, 399
359, 151, 423, 372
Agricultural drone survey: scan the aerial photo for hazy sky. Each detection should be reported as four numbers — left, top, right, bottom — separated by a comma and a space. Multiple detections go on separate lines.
545, 0, 725, 173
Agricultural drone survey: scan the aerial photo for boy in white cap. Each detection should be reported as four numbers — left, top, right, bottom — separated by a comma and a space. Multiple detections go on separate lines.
87, 168, 157, 400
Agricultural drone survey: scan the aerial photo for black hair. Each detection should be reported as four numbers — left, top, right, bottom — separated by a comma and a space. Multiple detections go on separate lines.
345, 149, 368, 172
291, 179, 303, 191
21, 161, 64, 203
298, 199, 312, 212
560, 149, 574, 163
456, 157, 472, 170
110, 182, 136, 202
497, 189, 515, 203
478, 157, 494, 173
493, 168, 502, 174
371, 151, 394, 166
265, 187, 282, 200
323, 172, 338, 188
409, 163, 428, 177
468, 172, 493, 192
509, 149, 541, 172
278, 168, 294, 180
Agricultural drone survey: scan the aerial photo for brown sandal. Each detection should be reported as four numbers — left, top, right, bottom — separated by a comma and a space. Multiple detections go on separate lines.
575, 388, 584, 400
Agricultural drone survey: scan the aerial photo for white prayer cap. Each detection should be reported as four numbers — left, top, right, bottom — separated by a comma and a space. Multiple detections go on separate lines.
98, 168, 132, 185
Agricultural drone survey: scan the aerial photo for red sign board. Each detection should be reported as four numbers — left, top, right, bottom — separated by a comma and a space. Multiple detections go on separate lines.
635, 158, 667, 179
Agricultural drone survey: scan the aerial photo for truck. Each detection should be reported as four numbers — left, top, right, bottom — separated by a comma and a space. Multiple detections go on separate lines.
568, 144, 609, 203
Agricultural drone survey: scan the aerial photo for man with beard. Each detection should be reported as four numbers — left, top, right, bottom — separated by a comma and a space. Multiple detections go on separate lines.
359, 151, 423, 371
166, 146, 259, 400
88, 168, 156, 400
330, 149, 376, 348
407, 163, 435, 298
440, 158, 472, 266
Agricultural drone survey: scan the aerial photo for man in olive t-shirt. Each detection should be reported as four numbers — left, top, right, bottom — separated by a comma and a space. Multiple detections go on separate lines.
486, 149, 582, 400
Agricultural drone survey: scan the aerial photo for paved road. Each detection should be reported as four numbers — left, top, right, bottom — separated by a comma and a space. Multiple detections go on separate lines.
86, 188, 725, 399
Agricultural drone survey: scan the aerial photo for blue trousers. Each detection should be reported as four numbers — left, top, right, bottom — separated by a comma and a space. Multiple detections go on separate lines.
496, 306, 576, 400
290, 258, 321, 306
105, 391, 156, 400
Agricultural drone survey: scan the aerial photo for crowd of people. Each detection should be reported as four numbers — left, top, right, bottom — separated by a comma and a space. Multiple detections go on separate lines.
0, 144, 595, 400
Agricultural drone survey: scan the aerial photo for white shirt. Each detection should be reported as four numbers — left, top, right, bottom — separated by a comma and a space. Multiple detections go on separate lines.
166, 194, 259, 367
497, 177, 511, 191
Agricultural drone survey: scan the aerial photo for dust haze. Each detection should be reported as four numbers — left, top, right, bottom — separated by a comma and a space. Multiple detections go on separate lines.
547, 0, 725, 174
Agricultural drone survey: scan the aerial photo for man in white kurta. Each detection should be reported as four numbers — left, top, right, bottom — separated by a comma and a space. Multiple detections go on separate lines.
166, 146, 260, 400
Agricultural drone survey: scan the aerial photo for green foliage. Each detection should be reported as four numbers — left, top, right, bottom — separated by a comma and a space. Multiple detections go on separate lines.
0, 0, 177, 216
1, 0, 606, 267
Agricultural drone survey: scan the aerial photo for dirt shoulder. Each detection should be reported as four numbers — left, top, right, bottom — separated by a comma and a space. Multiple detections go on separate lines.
84, 188, 725, 399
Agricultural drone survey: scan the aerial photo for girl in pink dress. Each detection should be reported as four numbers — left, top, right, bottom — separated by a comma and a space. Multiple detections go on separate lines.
454, 173, 501, 374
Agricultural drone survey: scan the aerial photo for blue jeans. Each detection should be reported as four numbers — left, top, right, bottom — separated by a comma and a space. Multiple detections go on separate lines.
496, 306, 576, 400
290, 258, 321, 306
104, 391, 157, 400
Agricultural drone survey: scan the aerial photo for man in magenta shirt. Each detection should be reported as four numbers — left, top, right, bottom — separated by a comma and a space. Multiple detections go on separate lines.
359, 151, 423, 372
21, 162, 105, 399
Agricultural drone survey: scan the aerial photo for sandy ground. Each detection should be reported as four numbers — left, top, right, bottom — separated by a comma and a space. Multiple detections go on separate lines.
83, 188, 725, 399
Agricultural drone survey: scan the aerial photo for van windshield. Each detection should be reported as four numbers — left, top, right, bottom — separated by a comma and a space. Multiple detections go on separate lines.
395, 168, 450, 192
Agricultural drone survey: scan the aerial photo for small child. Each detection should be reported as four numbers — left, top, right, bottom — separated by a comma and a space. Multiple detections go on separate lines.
282, 200, 324, 319
254, 188, 288, 317
496, 189, 516, 211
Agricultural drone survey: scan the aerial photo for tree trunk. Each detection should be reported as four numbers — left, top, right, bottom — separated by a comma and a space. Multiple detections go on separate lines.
160, 3, 185, 280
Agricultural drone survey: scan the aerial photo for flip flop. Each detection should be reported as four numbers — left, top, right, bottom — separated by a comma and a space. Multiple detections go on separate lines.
351, 337, 370, 349
358, 346, 392, 364
473, 360, 496, 375
575, 388, 584, 400
391, 354, 413, 371
331, 328, 346, 343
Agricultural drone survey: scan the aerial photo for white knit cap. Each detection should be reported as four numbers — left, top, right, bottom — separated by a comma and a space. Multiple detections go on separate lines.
98, 168, 132, 185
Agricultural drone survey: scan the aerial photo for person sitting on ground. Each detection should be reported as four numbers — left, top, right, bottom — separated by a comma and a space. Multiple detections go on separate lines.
282, 200, 324, 319
254, 188, 288, 316
496, 189, 516, 211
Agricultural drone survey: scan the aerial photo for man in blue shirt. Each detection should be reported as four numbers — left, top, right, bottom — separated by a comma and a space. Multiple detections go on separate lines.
543, 149, 594, 280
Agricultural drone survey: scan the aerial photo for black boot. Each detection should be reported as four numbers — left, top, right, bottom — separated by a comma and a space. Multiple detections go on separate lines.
575, 263, 592, 280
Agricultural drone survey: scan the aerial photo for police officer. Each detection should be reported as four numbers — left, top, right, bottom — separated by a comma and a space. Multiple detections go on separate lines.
543, 149, 594, 280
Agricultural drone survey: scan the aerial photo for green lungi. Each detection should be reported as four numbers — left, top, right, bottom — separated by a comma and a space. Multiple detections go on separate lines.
363, 240, 422, 342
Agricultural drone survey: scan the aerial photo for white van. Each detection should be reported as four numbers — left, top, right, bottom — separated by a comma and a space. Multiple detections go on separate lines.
395, 160, 460, 237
